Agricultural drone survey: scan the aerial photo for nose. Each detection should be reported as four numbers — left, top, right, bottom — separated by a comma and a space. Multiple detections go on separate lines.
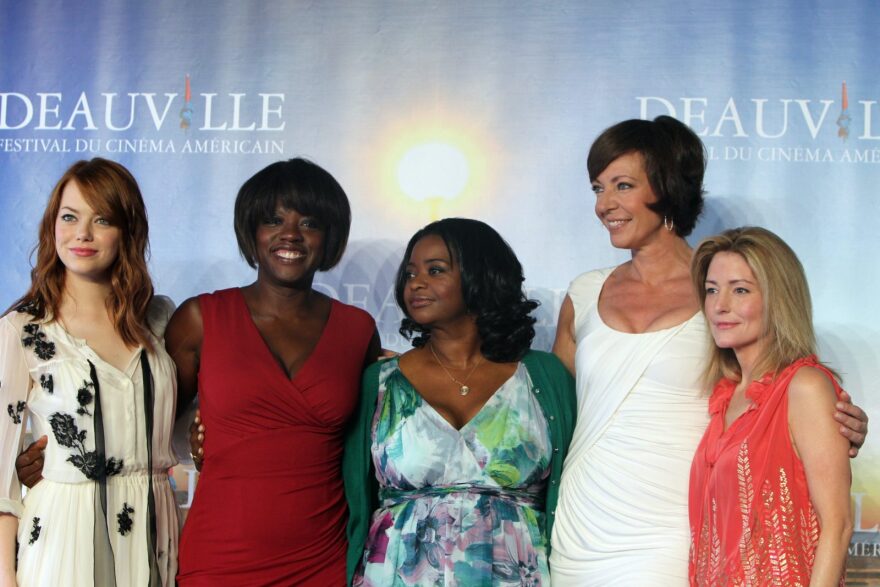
594, 188, 617, 216
279, 219, 303, 241
76, 222, 93, 241
407, 271, 426, 290
709, 290, 730, 314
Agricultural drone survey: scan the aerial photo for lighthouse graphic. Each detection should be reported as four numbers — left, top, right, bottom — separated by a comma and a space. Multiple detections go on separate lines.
836, 81, 850, 141
180, 74, 193, 131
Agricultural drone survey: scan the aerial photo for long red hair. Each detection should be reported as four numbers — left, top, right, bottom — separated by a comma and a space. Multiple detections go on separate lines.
10, 158, 155, 350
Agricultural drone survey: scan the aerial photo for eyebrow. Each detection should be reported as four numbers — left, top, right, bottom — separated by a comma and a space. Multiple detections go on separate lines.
704, 278, 757, 285
406, 257, 451, 266
593, 174, 636, 184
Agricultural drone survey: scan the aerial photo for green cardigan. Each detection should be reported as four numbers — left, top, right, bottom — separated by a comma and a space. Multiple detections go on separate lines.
342, 350, 577, 585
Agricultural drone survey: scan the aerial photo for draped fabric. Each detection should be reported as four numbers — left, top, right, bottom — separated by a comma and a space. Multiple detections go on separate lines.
689, 356, 846, 586
550, 268, 710, 586
177, 288, 376, 586
0, 297, 179, 586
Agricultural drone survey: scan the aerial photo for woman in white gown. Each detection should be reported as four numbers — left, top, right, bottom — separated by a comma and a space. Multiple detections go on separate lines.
549, 116, 867, 586
0, 159, 178, 586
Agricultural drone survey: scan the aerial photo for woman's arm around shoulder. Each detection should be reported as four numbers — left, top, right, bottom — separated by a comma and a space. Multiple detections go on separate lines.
165, 297, 204, 420
788, 366, 853, 587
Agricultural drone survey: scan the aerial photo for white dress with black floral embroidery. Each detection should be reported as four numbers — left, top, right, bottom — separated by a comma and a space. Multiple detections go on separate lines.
0, 297, 179, 586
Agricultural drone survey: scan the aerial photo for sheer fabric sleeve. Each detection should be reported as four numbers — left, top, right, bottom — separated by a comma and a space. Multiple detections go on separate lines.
0, 316, 32, 518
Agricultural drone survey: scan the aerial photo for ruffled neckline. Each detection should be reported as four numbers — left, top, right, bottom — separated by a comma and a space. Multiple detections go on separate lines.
708, 355, 819, 416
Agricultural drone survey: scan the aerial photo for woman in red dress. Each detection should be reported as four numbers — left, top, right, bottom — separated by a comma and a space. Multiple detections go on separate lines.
688, 226, 852, 586
168, 159, 379, 586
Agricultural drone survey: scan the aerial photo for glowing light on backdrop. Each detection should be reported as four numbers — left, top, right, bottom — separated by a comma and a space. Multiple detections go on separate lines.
396, 141, 470, 218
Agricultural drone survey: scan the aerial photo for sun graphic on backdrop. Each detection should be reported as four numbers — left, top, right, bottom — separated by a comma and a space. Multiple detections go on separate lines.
396, 142, 470, 202
373, 115, 493, 222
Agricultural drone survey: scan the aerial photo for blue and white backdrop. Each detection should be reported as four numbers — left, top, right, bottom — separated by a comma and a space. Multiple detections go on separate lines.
1, 1, 878, 580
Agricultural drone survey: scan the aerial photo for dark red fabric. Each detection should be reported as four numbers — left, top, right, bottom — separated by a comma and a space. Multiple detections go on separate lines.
178, 288, 375, 586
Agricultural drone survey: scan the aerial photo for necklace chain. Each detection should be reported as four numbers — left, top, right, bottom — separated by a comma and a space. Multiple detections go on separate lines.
428, 342, 483, 396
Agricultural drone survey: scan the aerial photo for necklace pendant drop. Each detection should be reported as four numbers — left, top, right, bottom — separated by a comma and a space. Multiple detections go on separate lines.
459, 385, 470, 396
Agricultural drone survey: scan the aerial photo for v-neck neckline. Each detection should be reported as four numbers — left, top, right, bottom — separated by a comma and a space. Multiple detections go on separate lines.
394, 358, 522, 433
235, 288, 336, 384
47, 320, 143, 378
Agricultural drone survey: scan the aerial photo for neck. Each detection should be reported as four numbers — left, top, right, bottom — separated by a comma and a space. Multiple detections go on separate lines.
246, 277, 319, 315
426, 320, 482, 368
629, 233, 693, 284
60, 273, 113, 317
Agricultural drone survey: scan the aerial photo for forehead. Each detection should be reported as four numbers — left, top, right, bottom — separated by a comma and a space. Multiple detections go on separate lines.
595, 151, 646, 181
59, 180, 92, 210
408, 234, 451, 262
707, 251, 756, 279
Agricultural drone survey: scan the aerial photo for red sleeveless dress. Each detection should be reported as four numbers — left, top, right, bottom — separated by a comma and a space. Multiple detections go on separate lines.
177, 288, 375, 586
688, 356, 846, 586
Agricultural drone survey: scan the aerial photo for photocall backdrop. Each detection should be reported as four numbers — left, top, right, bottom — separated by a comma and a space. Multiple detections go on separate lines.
1, 1, 877, 581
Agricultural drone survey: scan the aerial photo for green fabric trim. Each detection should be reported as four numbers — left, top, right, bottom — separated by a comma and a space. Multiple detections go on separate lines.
342, 350, 576, 585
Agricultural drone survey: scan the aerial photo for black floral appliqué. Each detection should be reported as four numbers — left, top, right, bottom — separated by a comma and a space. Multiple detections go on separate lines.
7, 401, 26, 424
28, 517, 41, 545
75, 380, 94, 416
49, 412, 124, 480
117, 503, 134, 536
22, 323, 55, 360
40, 373, 54, 394
15, 301, 38, 315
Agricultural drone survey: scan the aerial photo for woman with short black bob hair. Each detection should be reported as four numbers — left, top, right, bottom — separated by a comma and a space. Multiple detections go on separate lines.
345, 218, 576, 585
233, 157, 351, 271
170, 157, 379, 585
586, 114, 705, 237
394, 217, 538, 362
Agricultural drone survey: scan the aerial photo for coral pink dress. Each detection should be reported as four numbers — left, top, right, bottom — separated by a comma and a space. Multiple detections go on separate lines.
177, 288, 375, 586
688, 356, 845, 586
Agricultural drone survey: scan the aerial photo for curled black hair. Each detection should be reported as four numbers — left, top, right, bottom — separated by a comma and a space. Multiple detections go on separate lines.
394, 218, 539, 362
234, 158, 351, 270
587, 115, 706, 237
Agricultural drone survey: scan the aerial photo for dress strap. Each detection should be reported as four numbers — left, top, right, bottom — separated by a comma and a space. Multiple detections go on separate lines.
140, 351, 161, 587
89, 359, 117, 587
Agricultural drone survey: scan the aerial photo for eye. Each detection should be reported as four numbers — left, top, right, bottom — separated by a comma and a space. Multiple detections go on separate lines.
428, 265, 445, 276
60, 213, 76, 222
616, 181, 633, 191
95, 217, 111, 226
262, 215, 282, 226
300, 217, 322, 230
404, 270, 416, 280
734, 287, 751, 294
591, 184, 603, 195
704, 286, 718, 295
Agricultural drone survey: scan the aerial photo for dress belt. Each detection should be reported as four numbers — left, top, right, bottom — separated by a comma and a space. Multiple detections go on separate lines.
380, 484, 543, 509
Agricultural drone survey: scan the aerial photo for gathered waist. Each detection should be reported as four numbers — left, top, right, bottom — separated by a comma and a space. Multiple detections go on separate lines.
380, 483, 543, 509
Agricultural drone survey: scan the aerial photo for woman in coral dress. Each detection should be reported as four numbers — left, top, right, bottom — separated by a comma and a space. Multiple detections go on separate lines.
689, 227, 852, 586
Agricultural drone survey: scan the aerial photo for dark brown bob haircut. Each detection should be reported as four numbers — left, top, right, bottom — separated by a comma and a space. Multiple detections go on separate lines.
587, 115, 706, 237
234, 158, 351, 271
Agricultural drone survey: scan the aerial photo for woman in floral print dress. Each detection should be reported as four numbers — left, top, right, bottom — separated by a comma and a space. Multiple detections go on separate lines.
344, 218, 576, 586
0, 159, 178, 586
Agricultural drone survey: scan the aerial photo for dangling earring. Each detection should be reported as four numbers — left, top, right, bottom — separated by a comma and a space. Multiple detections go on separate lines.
663, 215, 675, 232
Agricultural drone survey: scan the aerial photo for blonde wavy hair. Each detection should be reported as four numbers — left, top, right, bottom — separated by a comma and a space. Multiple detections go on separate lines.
9, 158, 154, 350
691, 226, 832, 386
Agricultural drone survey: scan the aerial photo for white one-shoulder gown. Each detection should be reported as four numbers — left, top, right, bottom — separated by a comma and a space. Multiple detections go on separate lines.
550, 268, 709, 586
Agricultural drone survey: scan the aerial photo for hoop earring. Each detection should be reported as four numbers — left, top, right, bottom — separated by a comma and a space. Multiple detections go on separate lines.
663, 215, 675, 232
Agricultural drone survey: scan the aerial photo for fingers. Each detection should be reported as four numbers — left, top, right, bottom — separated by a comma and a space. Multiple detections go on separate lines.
16, 435, 48, 489
189, 409, 205, 471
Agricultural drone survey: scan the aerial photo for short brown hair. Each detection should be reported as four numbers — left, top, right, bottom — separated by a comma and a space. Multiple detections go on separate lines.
588, 115, 706, 237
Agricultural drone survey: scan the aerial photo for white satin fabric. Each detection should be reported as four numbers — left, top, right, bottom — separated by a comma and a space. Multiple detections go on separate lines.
550, 268, 709, 586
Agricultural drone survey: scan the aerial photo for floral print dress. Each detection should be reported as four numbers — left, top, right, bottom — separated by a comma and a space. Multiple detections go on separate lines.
353, 358, 552, 587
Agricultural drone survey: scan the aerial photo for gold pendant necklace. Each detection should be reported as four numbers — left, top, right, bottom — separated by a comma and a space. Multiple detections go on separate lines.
428, 342, 483, 396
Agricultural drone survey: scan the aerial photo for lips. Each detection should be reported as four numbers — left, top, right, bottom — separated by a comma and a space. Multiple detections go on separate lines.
605, 218, 630, 230
407, 296, 433, 309
69, 247, 98, 257
713, 322, 739, 330
271, 246, 306, 261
